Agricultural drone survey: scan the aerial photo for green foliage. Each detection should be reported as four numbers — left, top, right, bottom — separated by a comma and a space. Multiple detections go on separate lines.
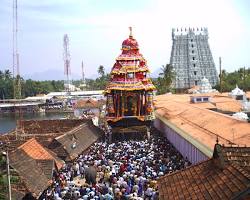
0, 69, 65, 99
0, 65, 112, 99
1, 66, 248, 99
154, 64, 175, 95
0, 155, 5, 168
86, 66, 110, 90
0, 70, 14, 99
215, 67, 250, 92
98, 65, 105, 77
22, 79, 64, 97
0, 155, 7, 200
0, 155, 20, 199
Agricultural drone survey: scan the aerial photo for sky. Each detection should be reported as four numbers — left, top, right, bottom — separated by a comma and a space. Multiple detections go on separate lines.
0, 0, 249, 80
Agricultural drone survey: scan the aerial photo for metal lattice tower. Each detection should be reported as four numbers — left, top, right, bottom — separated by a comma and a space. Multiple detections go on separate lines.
81, 61, 86, 85
79, 61, 86, 90
63, 34, 72, 93
13, 0, 21, 99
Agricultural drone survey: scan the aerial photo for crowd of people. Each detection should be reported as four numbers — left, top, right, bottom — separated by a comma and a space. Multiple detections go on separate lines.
41, 129, 190, 200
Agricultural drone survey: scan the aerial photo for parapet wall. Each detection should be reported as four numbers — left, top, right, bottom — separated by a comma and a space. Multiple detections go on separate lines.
172, 27, 208, 37
17, 119, 85, 135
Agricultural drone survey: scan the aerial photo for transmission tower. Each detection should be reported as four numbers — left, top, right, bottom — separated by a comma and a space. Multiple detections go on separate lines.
82, 61, 86, 85
13, 0, 21, 99
63, 34, 72, 94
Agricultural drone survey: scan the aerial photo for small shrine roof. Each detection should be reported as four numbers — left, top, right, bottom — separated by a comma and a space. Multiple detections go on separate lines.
230, 85, 245, 96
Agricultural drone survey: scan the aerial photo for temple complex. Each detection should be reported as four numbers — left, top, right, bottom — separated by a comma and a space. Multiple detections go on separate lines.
104, 27, 156, 134
170, 27, 218, 90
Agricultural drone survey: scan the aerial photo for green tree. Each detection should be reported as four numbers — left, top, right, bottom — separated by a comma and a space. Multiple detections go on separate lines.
156, 64, 175, 94
98, 65, 105, 77
215, 67, 250, 92
0, 70, 14, 99
91, 65, 110, 90
4, 70, 12, 79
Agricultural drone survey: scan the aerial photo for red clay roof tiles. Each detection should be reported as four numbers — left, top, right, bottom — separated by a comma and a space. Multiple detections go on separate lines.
155, 95, 250, 151
158, 145, 250, 200
18, 138, 64, 169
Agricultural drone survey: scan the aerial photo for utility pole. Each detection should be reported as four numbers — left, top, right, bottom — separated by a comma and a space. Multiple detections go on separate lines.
6, 150, 12, 200
219, 57, 222, 93
243, 66, 246, 91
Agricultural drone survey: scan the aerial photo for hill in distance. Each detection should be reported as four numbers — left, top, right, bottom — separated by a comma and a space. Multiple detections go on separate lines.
23, 69, 98, 81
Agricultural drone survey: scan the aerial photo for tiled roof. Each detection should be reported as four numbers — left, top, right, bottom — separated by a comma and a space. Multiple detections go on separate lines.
156, 93, 243, 112
214, 144, 250, 173
75, 98, 100, 109
192, 102, 216, 109
19, 119, 84, 134
9, 149, 50, 198
158, 144, 250, 200
213, 101, 242, 112
155, 95, 250, 152
8, 138, 65, 198
246, 92, 250, 99
50, 120, 103, 161
0, 132, 63, 152
18, 138, 64, 169
158, 159, 250, 200
36, 159, 56, 180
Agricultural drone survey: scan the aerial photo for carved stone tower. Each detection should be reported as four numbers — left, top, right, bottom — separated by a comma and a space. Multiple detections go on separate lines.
170, 27, 218, 90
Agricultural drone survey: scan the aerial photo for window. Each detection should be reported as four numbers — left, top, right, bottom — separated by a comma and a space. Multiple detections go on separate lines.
192, 50, 194, 54
191, 44, 194, 48
193, 64, 196, 67
203, 97, 209, 102
191, 39, 193, 42
193, 57, 195, 60
236, 95, 243, 100
195, 80, 198, 85
196, 98, 202, 102
194, 71, 197, 75
127, 73, 134, 79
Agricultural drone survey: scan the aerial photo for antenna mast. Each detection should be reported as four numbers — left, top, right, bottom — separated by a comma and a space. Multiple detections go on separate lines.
82, 61, 86, 85
219, 57, 222, 93
63, 34, 71, 94
13, 0, 21, 99
79, 61, 86, 90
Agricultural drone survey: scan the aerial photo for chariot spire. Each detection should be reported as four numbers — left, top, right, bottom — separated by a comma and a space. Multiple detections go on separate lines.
129, 27, 133, 38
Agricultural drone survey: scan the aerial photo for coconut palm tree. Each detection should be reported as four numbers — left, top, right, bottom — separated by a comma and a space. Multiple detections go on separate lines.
157, 64, 175, 94
4, 69, 12, 79
98, 65, 105, 77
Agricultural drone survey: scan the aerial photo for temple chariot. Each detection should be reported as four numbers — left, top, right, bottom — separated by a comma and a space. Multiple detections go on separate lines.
104, 28, 156, 139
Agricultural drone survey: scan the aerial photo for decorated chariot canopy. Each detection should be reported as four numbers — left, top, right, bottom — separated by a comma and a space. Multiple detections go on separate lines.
105, 28, 156, 123
104, 27, 156, 94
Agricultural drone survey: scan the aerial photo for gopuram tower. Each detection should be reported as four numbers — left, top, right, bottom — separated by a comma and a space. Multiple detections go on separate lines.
170, 27, 218, 90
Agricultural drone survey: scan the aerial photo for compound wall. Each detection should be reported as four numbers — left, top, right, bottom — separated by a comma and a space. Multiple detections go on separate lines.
154, 117, 210, 164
